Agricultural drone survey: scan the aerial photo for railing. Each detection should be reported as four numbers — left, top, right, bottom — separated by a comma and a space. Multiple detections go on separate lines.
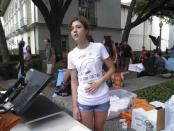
19, 18, 31, 27
89, 17, 97, 26
15, 23, 19, 30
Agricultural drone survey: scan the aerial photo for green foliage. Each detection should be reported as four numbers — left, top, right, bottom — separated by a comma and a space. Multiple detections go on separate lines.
134, 0, 149, 14
9, 48, 19, 55
53, 60, 67, 76
0, 58, 43, 80
27, 58, 43, 71
0, 61, 18, 80
133, 0, 174, 19
134, 80, 174, 102
55, 60, 66, 70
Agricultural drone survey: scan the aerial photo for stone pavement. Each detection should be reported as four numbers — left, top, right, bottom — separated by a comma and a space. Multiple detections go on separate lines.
0, 71, 173, 110
0, 72, 173, 131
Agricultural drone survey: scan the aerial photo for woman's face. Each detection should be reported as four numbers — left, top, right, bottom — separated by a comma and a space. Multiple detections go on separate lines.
70, 20, 88, 43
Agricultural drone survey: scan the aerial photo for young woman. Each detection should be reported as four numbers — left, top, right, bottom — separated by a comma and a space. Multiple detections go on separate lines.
68, 16, 115, 131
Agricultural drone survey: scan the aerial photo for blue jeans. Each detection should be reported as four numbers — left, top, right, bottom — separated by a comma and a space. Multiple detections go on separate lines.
78, 101, 110, 112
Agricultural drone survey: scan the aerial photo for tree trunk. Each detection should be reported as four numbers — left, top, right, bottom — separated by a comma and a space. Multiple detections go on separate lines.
0, 19, 10, 63
122, 25, 132, 43
50, 24, 62, 59
32, 0, 72, 60
121, 0, 136, 43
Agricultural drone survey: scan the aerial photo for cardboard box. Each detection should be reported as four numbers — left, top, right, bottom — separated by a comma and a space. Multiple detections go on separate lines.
156, 107, 165, 131
131, 107, 164, 131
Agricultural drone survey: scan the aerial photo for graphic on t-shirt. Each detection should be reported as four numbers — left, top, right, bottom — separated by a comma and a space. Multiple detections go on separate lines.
78, 57, 100, 83
80, 58, 94, 75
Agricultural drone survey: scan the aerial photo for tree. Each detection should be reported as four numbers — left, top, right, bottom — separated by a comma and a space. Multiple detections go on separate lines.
122, 0, 174, 42
0, 18, 10, 62
32, 0, 72, 58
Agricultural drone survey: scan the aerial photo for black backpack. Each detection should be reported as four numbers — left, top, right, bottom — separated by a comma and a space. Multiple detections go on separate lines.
55, 81, 71, 97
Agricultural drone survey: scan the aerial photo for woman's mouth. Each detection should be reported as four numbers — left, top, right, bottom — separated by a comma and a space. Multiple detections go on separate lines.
74, 34, 78, 37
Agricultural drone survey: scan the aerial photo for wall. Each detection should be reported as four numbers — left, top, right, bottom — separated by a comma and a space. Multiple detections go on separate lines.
169, 25, 174, 49
96, 0, 121, 29
3, 0, 122, 54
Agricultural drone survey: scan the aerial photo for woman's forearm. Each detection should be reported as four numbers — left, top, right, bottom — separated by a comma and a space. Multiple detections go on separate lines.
71, 76, 78, 108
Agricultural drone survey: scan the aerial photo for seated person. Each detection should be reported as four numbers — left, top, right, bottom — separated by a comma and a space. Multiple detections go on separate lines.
138, 52, 156, 77
161, 56, 170, 71
154, 51, 168, 74
139, 46, 148, 62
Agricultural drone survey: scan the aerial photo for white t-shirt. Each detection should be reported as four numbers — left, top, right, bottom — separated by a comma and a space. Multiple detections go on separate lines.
68, 42, 110, 105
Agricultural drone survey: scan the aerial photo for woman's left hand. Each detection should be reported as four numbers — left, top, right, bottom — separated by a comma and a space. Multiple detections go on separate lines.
85, 79, 101, 94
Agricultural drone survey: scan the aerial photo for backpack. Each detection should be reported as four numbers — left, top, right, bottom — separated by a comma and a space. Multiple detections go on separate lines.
55, 81, 71, 97
55, 69, 71, 97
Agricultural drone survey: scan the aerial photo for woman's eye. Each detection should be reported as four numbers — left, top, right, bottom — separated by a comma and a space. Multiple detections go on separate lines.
76, 26, 81, 29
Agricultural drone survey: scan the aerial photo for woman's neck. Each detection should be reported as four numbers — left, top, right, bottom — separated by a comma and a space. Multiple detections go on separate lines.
77, 40, 89, 49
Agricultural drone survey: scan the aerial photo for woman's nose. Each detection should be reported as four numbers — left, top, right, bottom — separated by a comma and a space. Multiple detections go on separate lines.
73, 27, 78, 32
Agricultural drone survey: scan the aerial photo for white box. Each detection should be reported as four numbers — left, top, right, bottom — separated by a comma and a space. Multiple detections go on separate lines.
131, 107, 164, 131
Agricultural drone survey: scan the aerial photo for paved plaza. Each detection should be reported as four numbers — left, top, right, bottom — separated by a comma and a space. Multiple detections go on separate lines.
0, 71, 173, 131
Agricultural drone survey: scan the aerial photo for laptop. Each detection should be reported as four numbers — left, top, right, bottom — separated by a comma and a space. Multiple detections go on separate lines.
11, 68, 52, 115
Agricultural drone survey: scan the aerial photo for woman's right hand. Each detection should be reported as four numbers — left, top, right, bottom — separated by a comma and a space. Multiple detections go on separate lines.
73, 106, 81, 121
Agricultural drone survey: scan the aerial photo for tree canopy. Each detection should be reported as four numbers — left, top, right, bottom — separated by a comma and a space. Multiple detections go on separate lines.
122, 0, 174, 42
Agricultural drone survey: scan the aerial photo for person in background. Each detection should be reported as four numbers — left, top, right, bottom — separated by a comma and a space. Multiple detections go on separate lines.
171, 45, 174, 58
16, 41, 32, 79
43, 38, 56, 77
103, 36, 117, 63
122, 41, 132, 70
154, 51, 167, 74
138, 52, 156, 77
140, 46, 148, 62
165, 48, 169, 55
116, 42, 123, 70
131, 52, 139, 64
68, 16, 115, 131
24, 45, 32, 61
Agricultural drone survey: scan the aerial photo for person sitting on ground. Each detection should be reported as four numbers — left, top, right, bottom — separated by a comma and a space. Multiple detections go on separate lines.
171, 45, 174, 58
139, 46, 148, 62
131, 52, 139, 64
138, 52, 156, 77
154, 51, 167, 74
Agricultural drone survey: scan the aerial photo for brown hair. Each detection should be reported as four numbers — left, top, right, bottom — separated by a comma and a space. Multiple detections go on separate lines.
69, 16, 89, 36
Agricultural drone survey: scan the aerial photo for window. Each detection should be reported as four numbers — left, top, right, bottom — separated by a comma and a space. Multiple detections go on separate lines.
78, 0, 96, 25
78, 0, 90, 18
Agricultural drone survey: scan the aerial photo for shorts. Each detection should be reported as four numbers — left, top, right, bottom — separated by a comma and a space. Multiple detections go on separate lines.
78, 101, 110, 112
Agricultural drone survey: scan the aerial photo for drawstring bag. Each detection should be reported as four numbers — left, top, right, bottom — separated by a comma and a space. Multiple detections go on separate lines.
114, 72, 123, 88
